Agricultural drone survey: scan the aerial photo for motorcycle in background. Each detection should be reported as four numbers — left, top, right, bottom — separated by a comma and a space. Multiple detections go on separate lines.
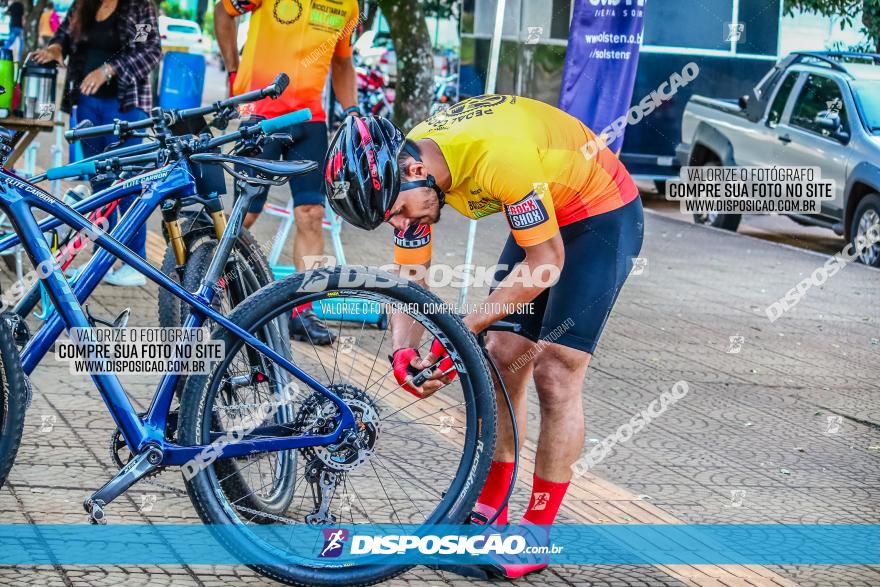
430, 72, 459, 115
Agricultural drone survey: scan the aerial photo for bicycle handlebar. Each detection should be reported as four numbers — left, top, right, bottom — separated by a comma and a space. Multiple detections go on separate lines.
175, 72, 290, 122
64, 73, 291, 143
46, 107, 312, 181
203, 108, 312, 150
65, 116, 154, 142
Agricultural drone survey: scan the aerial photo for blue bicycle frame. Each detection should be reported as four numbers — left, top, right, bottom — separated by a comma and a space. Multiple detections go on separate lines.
0, 162, 355, 467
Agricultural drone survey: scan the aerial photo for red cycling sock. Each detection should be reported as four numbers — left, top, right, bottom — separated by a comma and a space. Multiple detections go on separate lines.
290, 302, 313, 318
473, 460, 515, 524
521, 474, 570, 525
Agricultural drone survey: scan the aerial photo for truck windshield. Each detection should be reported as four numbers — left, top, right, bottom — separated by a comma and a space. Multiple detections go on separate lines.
852, 81, 880, 133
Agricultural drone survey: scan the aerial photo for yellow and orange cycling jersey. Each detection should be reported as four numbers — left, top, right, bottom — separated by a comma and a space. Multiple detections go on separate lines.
393, 95, 639, 265
222, 0, 359, 121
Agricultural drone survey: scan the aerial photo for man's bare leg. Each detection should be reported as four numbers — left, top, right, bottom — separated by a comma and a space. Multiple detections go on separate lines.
489, 342, 589, 579
287, 203, 335, 344
243, 211, 261, 230
531, 343, 590, 482
292, 204, 325, 270
486, 331, 536, 461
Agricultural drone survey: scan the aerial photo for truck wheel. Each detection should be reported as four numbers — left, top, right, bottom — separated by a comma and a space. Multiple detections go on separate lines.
850, 193, 880, 267
692, 161, 742, 231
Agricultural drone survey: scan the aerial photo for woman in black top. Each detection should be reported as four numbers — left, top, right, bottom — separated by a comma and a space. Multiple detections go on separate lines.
33, 0, 161, 286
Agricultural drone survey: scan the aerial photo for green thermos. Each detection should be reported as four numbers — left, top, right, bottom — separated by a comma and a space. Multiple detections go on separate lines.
0, 49, 14, 114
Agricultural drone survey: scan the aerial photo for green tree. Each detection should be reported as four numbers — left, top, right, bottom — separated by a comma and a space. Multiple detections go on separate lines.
376, 0, 434, 129
423, 0, 458, 20
784, 0, 880, 51
196, 0, 209, 26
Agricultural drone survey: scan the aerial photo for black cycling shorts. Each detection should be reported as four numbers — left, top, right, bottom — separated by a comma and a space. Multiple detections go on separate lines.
234, 118, 328, 213
492, 197, 644, 354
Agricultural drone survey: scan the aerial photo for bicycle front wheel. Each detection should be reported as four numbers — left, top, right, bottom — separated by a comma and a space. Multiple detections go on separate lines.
0, 318, 28, 490
178, 266, 497, 586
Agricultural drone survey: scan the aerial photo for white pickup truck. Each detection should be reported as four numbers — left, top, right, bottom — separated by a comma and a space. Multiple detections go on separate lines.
676, 51, 880, 266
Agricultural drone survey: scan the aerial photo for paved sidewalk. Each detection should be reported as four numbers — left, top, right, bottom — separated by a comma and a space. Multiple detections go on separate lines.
0, 173, 877, 586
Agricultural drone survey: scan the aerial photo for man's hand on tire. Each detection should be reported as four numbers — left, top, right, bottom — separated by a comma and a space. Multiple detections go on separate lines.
390, 340, 457, 398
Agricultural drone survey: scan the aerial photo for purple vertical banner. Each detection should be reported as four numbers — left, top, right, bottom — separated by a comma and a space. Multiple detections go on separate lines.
558, 0, 646, 153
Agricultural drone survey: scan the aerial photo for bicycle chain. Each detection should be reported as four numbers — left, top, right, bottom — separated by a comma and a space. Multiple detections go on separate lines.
232, 504, 299, 525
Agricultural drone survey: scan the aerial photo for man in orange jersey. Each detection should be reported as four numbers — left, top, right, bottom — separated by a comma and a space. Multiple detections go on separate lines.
214, 0, 360, 344
325, 97, 644, 578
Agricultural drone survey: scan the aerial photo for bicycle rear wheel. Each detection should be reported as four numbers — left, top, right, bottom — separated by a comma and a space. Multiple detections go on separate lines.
178, 267, 496, 586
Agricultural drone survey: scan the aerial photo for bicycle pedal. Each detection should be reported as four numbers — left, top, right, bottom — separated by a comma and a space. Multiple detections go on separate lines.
85, 499, 108, 525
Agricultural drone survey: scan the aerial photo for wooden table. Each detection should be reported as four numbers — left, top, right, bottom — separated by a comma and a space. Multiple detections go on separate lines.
0, 116, 60, 167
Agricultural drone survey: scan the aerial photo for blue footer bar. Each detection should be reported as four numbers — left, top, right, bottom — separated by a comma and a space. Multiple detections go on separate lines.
0, 524, 876, 565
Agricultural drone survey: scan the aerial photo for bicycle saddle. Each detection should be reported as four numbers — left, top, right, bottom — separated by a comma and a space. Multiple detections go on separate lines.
189, 153, 317, 178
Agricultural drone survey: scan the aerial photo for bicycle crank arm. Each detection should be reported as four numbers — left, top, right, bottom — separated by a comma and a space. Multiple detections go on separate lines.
84, 445, 163, 524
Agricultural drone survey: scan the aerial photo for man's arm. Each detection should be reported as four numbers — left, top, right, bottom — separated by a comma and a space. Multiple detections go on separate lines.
214, 1, 240, 74
330, 53, 358, 112
390, 261, 430, 351
463, 234, 564, 335
409, 236, 564, 398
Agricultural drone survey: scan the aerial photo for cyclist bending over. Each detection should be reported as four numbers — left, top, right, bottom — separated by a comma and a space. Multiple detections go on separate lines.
325, 95, 644, 578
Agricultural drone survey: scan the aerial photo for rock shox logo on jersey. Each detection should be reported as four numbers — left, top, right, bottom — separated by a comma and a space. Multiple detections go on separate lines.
505, 192, 549, 229
394, 224, 431, 249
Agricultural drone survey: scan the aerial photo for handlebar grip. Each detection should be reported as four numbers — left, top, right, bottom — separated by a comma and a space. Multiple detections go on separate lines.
65, 123, 115, 142
46, 160, 97, 180
258, 108, 312, 134
270, 73, 289, 98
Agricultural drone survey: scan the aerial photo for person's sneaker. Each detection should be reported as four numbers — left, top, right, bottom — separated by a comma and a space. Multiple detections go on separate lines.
484, 522, 551, 578
288, 308, 336, 346
103, 265, 146, 287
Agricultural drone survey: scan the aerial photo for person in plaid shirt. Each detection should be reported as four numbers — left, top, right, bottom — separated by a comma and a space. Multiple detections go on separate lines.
34, 0, 162, 287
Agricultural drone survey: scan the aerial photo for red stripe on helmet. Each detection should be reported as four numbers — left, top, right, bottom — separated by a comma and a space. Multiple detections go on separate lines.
325, 150, 344, 183
353, 116, 372, 147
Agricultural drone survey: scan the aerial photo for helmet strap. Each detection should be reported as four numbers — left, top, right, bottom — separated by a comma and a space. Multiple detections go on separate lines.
401, 140, 446, 208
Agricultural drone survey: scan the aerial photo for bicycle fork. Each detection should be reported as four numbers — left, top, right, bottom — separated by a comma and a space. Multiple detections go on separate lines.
161, 192, 229, 267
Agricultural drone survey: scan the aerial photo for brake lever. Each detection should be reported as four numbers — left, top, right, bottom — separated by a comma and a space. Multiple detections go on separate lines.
105, 132, 151, 152
229, 134, 266, 157
210, 106, 239, 131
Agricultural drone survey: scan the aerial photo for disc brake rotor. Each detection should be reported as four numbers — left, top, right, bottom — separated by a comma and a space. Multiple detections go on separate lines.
295, 383, 381, 473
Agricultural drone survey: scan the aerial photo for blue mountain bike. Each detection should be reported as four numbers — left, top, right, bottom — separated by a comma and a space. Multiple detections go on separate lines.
0, 81, 497, 585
